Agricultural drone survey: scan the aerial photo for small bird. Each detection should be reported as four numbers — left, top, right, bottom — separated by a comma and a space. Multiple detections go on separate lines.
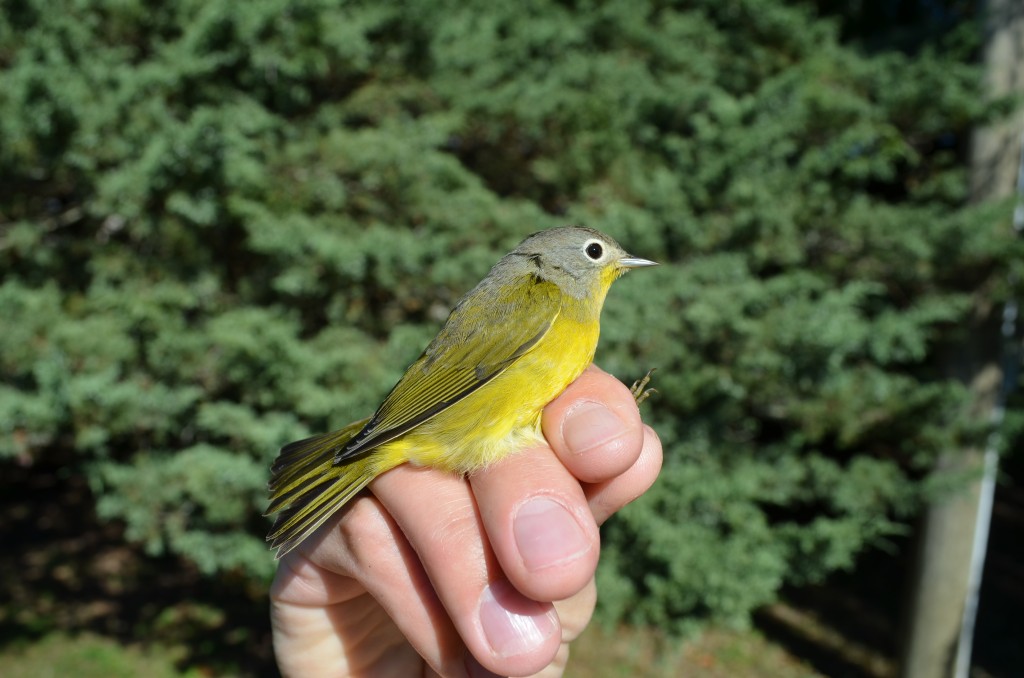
266, 226, 656, 557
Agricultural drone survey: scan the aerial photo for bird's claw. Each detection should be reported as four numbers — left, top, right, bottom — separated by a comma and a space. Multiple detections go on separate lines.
630, 368, 658, 406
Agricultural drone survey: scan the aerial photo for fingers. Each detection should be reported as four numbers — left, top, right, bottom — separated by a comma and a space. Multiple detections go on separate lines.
540, 363, 661, 525
372, 465, 563, 677
271, 496, 463, 676
470, 445, 600, 603
469, 364, 661, 604
270, 363, 663, 677
542, 365, 647, 484
585, 424, 662, 525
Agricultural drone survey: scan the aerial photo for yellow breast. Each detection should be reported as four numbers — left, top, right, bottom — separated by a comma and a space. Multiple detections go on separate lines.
390, 299, 601, 473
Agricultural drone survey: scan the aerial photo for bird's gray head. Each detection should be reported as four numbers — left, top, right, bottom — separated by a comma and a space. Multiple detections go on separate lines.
503, 226, 657, 299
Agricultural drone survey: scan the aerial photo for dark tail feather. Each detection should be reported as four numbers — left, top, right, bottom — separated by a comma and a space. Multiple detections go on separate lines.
266, 418, 382, 558
269, 417, 370, 481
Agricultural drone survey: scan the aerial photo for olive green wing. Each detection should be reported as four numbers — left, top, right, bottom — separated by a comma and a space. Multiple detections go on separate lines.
334, 276, 560, 463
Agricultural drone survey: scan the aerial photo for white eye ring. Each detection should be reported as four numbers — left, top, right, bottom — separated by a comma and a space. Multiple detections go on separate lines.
583, 239, 606, 261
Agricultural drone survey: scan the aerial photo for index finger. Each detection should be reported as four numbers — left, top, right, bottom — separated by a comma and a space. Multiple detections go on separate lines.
541, 364, 646, 484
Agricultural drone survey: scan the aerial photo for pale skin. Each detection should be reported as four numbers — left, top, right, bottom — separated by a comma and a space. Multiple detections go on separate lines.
271, 365, 664, 677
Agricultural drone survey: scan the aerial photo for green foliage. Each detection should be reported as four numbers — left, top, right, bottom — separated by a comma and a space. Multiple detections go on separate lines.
1, 0, 1018, 631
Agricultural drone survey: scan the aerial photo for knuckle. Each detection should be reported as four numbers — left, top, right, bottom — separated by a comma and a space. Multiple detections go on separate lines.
336, 496, 396, 571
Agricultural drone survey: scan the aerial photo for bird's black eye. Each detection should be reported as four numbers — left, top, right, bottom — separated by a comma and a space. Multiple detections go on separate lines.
585, 242, 603, 260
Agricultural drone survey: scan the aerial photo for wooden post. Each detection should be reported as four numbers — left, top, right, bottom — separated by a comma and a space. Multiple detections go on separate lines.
899, 2, 1024, 677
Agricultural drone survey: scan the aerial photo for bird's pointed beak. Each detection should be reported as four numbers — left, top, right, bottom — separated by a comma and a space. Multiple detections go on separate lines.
618, 255, 658, 269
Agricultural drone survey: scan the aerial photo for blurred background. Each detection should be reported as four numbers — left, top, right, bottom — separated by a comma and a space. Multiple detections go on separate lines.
2, 0, 1022, 676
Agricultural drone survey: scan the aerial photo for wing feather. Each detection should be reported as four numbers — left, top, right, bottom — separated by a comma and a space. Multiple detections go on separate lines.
334, 275, 560, 463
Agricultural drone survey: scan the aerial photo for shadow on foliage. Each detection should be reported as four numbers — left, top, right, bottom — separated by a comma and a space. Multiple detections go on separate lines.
755, 452, 1024, 678
0, 455, 277, 677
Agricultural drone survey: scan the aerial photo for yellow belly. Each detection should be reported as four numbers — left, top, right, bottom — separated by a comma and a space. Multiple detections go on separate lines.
384, 310, 600, 473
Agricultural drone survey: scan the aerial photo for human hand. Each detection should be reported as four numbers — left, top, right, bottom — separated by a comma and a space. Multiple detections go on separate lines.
270, 364, 663, 677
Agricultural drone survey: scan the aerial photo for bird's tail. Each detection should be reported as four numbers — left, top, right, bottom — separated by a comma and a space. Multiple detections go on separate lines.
266, 417, 384, 558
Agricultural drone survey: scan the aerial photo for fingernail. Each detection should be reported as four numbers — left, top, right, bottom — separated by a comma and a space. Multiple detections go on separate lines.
478, 579, 558, 658
514, 497, 591, 571
563, 401, 625, 454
